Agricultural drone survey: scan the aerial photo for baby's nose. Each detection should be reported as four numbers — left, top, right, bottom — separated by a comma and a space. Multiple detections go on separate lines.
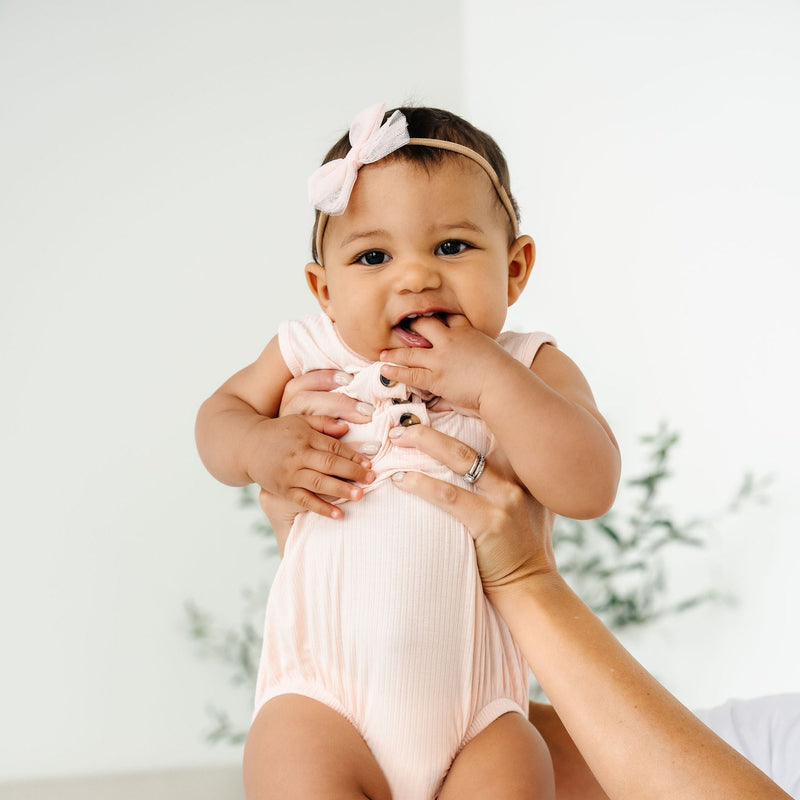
395, 258, 442, 293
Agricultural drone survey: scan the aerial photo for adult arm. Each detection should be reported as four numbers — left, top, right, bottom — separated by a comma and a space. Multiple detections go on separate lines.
389, 423, 791, 800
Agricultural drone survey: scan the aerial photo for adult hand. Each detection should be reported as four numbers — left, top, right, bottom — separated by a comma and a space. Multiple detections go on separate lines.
388, 422, 557, 599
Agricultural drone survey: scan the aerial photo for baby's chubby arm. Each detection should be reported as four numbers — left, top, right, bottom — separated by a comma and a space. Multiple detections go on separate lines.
195, 336, 374, 519
379, 316, 620, 519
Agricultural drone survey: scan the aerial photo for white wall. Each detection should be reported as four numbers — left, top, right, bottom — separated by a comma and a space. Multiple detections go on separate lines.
464, 0, 800, 707
3, 0, 799, 784
0, 0, 463, 781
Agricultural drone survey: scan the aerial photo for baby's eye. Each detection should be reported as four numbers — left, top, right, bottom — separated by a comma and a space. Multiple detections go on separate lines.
357, 250, 390, 266
436, 240, 469, 256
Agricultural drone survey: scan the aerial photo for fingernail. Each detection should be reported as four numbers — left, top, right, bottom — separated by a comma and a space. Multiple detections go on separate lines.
388, 426, 404, 439
363, 469, 375, 483
359, 441, 380, 456
334, 371, 353, 386
391, 471, 405, 483
356, 402, 375, 416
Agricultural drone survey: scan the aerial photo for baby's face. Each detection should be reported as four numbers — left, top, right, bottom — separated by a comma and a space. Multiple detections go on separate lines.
306, 157, 530, 361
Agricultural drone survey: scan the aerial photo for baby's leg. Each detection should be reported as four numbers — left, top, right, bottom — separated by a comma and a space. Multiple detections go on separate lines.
438, 711, 556, 800
243, 694, 392, 800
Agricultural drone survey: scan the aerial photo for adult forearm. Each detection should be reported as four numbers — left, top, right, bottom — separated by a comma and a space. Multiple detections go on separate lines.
494, 575, 791, 800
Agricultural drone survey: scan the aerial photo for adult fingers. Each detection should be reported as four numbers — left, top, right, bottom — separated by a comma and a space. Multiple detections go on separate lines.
281, 369, 352, 402
279, 370, 374, 424
388, 423, 503, 491
283, 390, 374, 424
391, 468, 494, 534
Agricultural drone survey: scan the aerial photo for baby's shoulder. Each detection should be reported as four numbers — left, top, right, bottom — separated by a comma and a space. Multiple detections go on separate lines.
497, 330, 557, 367
280, 313, 369, 376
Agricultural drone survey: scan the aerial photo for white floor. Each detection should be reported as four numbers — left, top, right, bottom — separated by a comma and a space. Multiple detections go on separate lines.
0, 766, 244, 800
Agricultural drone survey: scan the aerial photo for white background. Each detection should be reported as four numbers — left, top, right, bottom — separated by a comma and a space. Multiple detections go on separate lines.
1, 0, 798, 781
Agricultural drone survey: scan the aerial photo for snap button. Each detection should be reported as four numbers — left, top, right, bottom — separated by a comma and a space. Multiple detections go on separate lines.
380, 374, 397, 388
399, 412, 421, 427
392, 394, 414, 405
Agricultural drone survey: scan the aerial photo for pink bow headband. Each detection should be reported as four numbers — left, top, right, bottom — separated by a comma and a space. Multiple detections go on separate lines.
308, 103, 519, 264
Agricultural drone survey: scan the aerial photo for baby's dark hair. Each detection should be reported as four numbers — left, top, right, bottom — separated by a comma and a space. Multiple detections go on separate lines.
311, 106, 520, 263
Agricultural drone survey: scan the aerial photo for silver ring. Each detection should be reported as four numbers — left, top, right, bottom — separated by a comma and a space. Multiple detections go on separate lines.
463, 452, 486, 484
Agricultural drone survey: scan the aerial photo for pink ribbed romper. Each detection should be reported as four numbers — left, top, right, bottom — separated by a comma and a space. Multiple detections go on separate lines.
255, 313, 555, 800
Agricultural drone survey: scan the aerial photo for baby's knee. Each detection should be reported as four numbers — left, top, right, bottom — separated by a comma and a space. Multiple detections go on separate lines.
440, 711, 555, 800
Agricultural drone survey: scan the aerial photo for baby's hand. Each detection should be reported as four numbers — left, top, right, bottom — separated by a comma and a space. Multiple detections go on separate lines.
245, 414, 375, 520
379, 314, 511, 411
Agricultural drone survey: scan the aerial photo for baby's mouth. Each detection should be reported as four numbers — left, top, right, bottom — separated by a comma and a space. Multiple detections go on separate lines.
393, 312, 445, 348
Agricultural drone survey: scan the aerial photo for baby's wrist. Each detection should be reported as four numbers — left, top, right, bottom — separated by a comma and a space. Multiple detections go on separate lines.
239, 415, 274, 485
475, 352, 530, 416
474, 368, 507, 415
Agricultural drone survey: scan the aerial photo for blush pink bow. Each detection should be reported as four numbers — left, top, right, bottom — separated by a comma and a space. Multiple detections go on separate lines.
308, 103, 410, 215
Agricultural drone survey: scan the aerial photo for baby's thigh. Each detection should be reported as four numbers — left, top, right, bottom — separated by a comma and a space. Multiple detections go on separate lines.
243, 694, 392, 800
438, 711, 556, 800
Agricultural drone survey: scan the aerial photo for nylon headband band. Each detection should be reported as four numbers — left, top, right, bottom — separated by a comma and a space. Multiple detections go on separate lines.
314, 137, 519, 265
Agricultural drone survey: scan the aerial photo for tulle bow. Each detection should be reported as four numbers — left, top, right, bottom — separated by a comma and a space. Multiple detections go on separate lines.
308, 103, 410, 215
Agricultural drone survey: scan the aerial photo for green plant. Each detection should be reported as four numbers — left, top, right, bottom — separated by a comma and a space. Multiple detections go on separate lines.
186, 422, 770, 744
553, 423, 769, 631
184, 491, 276, 744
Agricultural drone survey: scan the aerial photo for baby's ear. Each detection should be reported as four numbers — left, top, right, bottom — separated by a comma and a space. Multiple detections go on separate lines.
507, 235, 535, 305
305, 262, 334, 318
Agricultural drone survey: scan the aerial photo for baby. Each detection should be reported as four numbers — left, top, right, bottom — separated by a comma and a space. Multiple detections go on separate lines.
196, 104, 620, 799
